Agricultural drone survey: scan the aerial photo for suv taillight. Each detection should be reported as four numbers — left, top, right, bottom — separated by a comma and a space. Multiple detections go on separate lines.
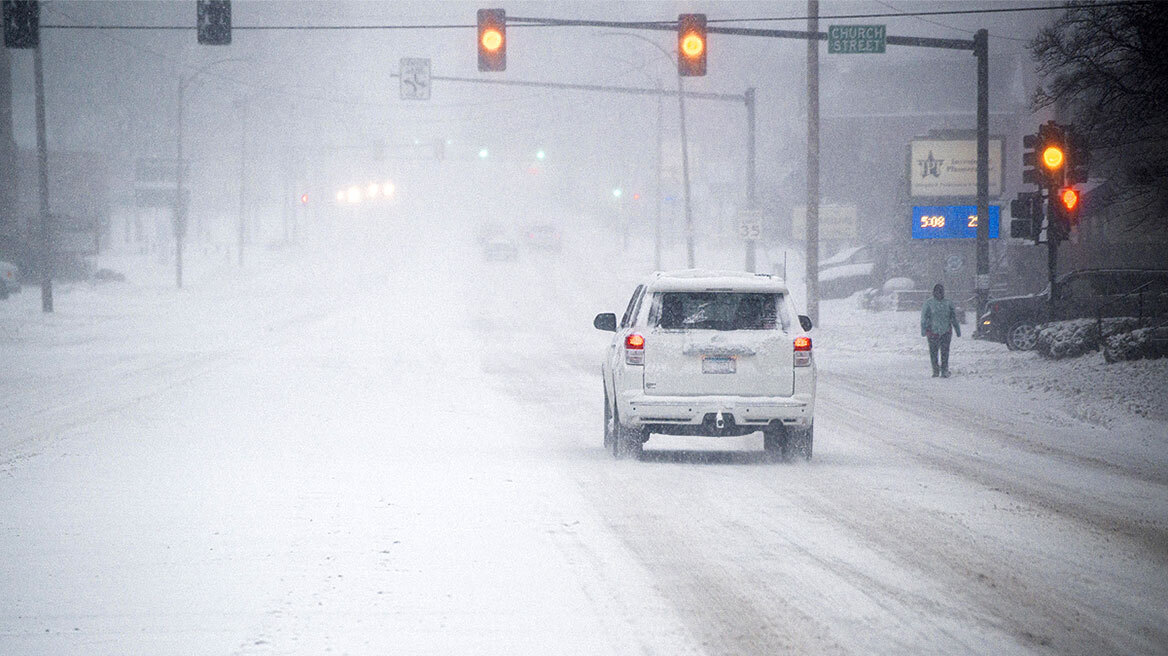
625, 333, 644, 365
793, 336, 812, 367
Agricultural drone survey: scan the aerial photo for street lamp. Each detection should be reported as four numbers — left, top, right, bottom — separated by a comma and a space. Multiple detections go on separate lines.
174, 57, 249, 288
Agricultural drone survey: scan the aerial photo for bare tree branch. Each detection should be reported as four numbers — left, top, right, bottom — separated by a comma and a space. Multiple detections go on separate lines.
1030, 1, 1168, 231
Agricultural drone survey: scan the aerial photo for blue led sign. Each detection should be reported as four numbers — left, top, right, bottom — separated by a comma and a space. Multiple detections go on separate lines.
912, 205, 1000, 239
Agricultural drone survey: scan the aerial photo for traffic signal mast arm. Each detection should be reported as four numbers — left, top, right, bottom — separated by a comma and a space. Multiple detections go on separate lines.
506, 16, 974, 50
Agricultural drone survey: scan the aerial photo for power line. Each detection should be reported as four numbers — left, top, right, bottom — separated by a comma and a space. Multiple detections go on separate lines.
872, 0, 1034, 43
707, 1, 1151, 24
36, 2, 1152, 31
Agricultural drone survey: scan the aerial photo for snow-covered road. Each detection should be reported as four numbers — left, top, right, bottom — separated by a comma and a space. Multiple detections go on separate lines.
2, 225, 1166, 654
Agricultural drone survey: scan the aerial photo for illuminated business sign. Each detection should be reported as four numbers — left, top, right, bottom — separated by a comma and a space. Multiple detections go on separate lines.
912, 205, 1000, 239
909, 138, 1003, 198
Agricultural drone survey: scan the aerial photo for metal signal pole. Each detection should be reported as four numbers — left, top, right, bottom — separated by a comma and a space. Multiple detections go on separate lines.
745, 86, 757, 272
678, 74, 696, 268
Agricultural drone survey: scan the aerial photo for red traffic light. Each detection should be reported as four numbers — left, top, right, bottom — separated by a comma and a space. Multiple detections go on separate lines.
299, 193, 309, 205
477, 9, 506, 72
677, 14, 707, 77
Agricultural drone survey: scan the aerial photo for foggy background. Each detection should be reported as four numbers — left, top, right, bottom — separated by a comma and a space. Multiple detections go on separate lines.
0, 1, 1058, 269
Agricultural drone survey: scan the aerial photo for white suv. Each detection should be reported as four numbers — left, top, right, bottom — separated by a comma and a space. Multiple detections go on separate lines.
594, 270, 816, 460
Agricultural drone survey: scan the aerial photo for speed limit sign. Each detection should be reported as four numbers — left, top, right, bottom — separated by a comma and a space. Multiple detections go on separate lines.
738, 209, 762, 241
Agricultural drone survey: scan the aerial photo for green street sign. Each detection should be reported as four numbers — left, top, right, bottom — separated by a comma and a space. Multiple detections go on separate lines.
827, 24, 886, 54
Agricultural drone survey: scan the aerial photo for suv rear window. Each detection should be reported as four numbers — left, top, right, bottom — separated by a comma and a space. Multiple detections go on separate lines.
650, 292, 788, 331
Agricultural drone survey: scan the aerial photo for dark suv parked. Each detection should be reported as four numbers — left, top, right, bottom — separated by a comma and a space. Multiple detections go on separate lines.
977, 269, 1168, 350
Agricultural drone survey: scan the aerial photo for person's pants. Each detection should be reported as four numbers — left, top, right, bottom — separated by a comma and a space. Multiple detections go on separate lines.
928, 332, 952, 373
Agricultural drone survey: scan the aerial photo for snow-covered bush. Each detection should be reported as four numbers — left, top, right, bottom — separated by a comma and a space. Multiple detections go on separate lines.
1035, 317, 1142, 360
1103, 327, 1167, 362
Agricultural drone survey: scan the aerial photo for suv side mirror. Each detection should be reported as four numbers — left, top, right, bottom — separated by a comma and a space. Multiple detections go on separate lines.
593, 312, 617, 332
798, 314, 813, 332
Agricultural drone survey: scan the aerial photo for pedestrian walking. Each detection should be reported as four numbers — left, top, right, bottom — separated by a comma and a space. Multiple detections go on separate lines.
920, 283, 961, 377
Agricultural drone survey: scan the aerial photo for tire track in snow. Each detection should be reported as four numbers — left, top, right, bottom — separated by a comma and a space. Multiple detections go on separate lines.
814, 380, 1168, 654
828, 367, 1168, 488
822, 374, 1168, 561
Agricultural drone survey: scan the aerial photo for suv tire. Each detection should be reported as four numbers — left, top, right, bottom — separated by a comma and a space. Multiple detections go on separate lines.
613, 411, 645, 460
1006, 320, 1038, 351
783, 425, 813, 462
763, 426, 788, 459
603, 388, 614, 450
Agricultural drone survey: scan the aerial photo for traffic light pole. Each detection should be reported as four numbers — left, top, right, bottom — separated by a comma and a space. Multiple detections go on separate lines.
745, 86, 756, 273
677, 76, 696, 267
1047, 195, 1058, 317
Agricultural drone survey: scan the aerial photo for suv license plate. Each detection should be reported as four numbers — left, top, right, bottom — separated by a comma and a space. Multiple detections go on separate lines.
702, 356, 736, 374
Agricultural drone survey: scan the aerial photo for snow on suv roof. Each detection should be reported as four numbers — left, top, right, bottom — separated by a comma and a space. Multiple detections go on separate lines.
649, 269, 789, 293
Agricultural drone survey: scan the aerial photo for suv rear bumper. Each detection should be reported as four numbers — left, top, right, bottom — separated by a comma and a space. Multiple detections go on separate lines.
619, 391, 813, 431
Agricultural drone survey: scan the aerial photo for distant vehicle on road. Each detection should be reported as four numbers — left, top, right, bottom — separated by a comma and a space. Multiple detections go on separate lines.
475, 222, 507, 246
482, 237, 519, 262
594, 270, 816, 461
977, 268, 1168, 350
523, 223, 562, 251
0, 259, 20, 299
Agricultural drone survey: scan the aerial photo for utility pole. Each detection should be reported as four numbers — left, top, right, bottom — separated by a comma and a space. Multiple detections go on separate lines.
805, 0, 820, 324
974, 28, 990, 321
744, 86, 757, 272
33, 40, 52, 311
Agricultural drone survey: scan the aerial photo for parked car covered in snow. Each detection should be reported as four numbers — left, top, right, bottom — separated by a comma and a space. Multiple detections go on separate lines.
977, 268, 1168, 350
818, 245, 885, 299
594, 270, 816, 461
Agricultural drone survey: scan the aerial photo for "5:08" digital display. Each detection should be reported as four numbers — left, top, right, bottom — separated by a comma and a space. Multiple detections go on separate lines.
911, 205, 1000, 239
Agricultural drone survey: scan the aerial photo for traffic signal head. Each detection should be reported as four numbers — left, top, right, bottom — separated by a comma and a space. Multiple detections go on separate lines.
1009, 191, 1043, 242
1022, 121, 1068, 187
3, 0, 39, 49
677, 13, 707, 77
477, 8, 506, 72
197, 0, 232, 45
1050, 186, 1081, 237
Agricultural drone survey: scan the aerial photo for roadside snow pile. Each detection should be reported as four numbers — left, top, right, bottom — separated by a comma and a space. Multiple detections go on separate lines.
1034, 318, 1142, 360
